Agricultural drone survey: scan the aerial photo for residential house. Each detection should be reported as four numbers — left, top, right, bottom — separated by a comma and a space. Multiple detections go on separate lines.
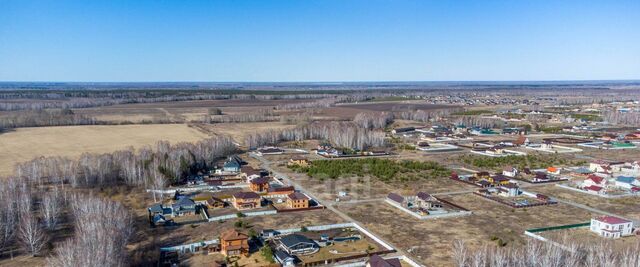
584, 185, 605, 195
256, 147, 284, 156
223, 155, 245, 173
391, 127, 415, 135
171, 198, 197, 217
277, 234, 318, 255
503, 166, 518, 178
615, 176, 640, 189
267, 186, 296, 197
502, 127, 525, 135
547, 167, 560, 175
239, 166, 264, 182
232, 192, 262, 210
366, 255, 402, 267
488, 174, 510, 186
249, 176, 270, 192
286, 192, 310, 209
206, 197, 226, 209
220, 229, 249, 256
387, 193, 406, 205
583, 174, 607, 188
414, 192, 442, 209
590, 216, 634, 239
533, 172, 550, 182
275, 250, 296, 267
498, 183, 520, 197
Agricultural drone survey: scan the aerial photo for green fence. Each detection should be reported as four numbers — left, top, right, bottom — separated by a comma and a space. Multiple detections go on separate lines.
527, 222, 590, 233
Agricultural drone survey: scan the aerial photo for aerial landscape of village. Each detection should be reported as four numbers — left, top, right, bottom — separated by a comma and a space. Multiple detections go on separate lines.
1, 1, 639, 267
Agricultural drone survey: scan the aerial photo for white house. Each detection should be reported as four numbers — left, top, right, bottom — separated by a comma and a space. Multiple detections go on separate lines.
497, 183, 520, 197
502, 166, 518, 178
590, 216, 634, 239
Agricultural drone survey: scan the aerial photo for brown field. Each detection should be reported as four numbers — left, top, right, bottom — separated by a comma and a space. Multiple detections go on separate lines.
0, 124, 210, 175
195, 122, 297, 145
534, 185, 640, 221
312, 102, 456, 120
73, 99, 312, 123
335, 193, 596, 267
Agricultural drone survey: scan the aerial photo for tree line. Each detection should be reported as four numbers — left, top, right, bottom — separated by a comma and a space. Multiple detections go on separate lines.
14, 136, 236, 188
245, 121, 386, 150
451, 238, 640, 267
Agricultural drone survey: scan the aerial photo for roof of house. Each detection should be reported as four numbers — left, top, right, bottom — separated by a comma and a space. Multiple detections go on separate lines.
259, 147, 284, 153
173, 198, 195, 207
547, 167, 558, 172
416, 192, 431, 201
233, 191, 261, 200
501, 182, 519, 189
287, 192, 308, 201
367, 255, 402, 267
241, 166, 262, 176
279, 234, 315, 248
275, 249, 294, 261
250, 176, 270, 184
616, 176, 636, 184
492, 174, 509, 182
387, 193, 404, 204
220, 229, 249, 241
269, 186, 295, 193
587, 175, 605, 184
393, 127, 415, 133
594, 215, 632, 225
584, 185, 603, 192
148, 203, 164, 213
503, 166, 516, 172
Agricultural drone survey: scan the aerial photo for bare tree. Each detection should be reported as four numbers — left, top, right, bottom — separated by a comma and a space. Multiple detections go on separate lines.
40, 187, 62, 231
0, 177, 19, 252
452, 239, 468, 267
18, 212, 48, 256
48, 195, 133, 267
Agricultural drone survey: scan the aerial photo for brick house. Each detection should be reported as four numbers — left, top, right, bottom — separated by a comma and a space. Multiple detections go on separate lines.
232, 191, 262, 210
286, 192, 309, 209
220, 229, 249, 256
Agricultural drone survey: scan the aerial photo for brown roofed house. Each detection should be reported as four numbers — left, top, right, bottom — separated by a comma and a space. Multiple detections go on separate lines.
232, 191, 261, 210
249, 176, 270, 192
366, 255, 402, 267
287, 192, 309, 209
220, 229, 249, 256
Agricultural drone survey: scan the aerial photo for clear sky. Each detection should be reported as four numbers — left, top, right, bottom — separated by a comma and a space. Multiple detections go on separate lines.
0, 0, 638, 82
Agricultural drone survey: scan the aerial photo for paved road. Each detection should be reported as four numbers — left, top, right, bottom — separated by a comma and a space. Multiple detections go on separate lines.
251, 154, 423, 266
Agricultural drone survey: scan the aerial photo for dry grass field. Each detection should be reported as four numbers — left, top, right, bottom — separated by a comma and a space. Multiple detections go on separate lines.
196, 122, 297, 144
533, 185, 640, 220
0, 124, 210, 175
335, 193, 597, 267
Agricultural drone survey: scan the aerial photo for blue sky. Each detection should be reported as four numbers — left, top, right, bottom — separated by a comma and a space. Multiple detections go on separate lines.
0, 0, 638, 82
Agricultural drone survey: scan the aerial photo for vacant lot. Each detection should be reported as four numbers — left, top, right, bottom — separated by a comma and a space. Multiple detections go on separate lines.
534, 185, 640, 221
0, 124, 210, 175
335, 193, 596, 267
